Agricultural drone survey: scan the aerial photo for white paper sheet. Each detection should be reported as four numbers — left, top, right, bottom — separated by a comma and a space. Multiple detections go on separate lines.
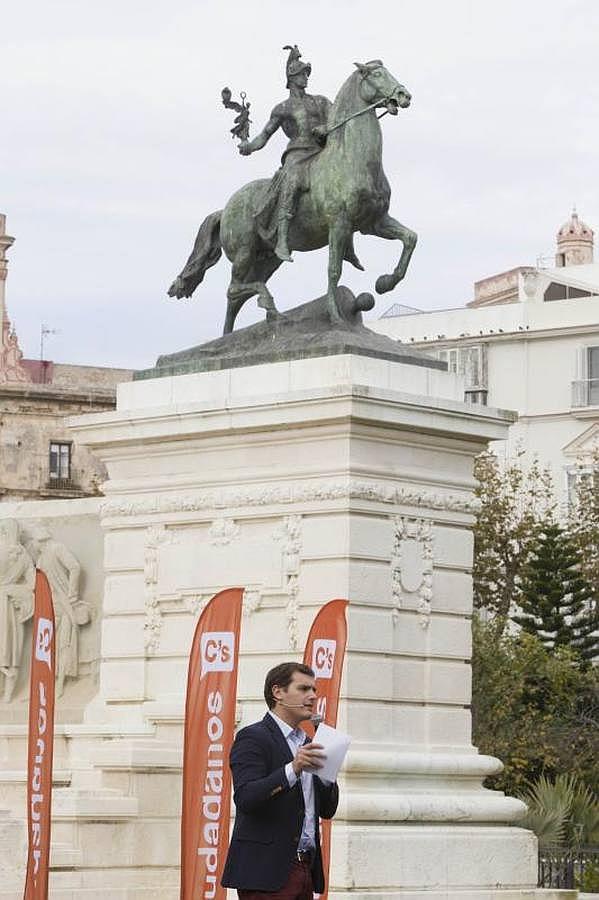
306, 722, 351, 782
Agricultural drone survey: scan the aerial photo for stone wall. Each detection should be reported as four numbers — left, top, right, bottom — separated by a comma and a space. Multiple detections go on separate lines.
50, 363, 132, 391
0, 364, 132, 500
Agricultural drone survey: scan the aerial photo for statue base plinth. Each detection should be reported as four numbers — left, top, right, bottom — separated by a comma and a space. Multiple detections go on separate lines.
136, 286, 444, 379
0, 353, 556, 897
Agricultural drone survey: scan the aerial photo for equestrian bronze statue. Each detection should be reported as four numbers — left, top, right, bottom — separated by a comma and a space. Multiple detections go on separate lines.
168, 46, 417, 334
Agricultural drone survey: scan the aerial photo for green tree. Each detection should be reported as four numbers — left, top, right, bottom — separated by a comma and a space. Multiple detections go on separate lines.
568, 450, 599, 605
473, 451, 555, 621
471, 619, 599, 797
514, 523, 598, 664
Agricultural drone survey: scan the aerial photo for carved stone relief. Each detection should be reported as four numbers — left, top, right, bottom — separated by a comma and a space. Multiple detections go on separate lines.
141, 516, 302, 652
0, 520, 91, 700
208, 517, 240, 546
27, 525, 91, 696
143, 524, 174, 654
391, 516, 434, 628
101, 480, 478, 518
242, 588, 262, 617
0, 311, 30, 385
0, 519, 34, 701
184, 592, 211, 619
273, 516, 302, 649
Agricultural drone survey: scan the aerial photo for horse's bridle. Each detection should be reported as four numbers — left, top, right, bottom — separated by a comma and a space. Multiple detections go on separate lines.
324, 67, 404, 136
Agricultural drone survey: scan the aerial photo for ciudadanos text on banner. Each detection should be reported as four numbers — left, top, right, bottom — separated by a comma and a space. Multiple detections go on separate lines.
24, 570, 56, 900
302, 598, 348, 900
180, 587, 243, 900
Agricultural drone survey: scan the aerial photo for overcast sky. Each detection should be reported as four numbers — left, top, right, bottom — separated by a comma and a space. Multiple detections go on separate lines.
2, 0, 598, 370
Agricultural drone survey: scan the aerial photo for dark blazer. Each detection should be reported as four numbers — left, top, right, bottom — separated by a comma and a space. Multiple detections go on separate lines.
221, 713, 339, 892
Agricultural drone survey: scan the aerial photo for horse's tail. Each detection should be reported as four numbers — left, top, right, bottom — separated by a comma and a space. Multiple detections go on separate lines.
167, 210, 223, 299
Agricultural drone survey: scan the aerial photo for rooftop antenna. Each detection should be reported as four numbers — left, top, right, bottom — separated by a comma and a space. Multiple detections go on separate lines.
536, 250, 555, 268
40, 323, 59, 361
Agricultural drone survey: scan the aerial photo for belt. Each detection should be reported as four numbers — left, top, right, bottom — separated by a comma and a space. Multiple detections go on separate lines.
296, 849, 313, 864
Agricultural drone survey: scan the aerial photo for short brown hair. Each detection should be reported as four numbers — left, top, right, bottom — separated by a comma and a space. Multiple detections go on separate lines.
264, 662, 314, 709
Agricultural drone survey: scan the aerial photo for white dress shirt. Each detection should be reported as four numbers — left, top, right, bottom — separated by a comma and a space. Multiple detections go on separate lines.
268, 710, 316, 851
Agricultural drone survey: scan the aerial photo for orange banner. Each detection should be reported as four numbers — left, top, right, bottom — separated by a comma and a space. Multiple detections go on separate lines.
302, 598, 348, 900
180, 588, 243, 900
23, 570, 56, 900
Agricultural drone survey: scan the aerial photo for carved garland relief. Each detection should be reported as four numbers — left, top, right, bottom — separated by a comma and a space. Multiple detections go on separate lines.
273, 516, 302, 649
391, 516, 434, 628
208, 517, 241, 545
143, 524, 174, 654
102, 479, 478, 518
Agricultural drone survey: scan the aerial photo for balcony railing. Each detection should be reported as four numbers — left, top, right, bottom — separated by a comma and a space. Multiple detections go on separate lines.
46, 477, 76, 490
539, 845, 599, 890
571, 378, 599, 408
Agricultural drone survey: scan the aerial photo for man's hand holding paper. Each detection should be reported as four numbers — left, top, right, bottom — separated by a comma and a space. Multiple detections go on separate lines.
305, 723, 351, 782
292, 742, 326, 774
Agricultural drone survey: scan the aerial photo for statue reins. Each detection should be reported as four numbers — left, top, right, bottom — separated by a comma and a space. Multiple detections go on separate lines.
325, 97, 391, 135
324, 70, 400, 136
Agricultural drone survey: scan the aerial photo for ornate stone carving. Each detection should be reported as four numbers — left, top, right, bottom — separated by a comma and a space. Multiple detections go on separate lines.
184, 592, 211, 618
273, 516, 302, 649
0, 216, 29, 385
101, 479, 477, 518
391, 516, 434, 628
0, 519, 34, 701
521, 270, 538, 300
143, 525, 173, 654
27, 525, 90, 696
139, 516, 300, 647
0, 312, 30, 384
235, 702, 243, 727
242, 588, 262, 617
208, 517, 240, 545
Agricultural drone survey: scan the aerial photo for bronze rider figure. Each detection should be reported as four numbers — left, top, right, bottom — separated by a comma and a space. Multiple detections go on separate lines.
239, 45, 330, 263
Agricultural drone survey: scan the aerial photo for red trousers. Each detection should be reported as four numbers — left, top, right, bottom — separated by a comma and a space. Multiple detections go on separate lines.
238, 860, 313, 900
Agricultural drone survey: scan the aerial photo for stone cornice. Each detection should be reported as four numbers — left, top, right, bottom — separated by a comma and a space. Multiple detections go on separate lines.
71, 385, 513, 452
0, 382, 116, 404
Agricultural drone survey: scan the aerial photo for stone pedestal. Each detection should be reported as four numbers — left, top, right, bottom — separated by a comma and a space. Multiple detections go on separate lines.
1, 353, 570, 898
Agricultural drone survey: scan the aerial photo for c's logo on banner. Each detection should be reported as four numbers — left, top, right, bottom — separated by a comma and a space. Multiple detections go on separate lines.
200, 632, 235, 678
312, 639, 336, 679
35, 618, 54, 669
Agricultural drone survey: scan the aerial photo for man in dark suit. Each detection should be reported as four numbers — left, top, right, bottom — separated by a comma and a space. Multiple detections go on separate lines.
222, 662, 339, 900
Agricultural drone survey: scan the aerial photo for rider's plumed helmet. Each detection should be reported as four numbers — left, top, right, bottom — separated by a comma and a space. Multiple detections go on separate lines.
283, 44, 311, 87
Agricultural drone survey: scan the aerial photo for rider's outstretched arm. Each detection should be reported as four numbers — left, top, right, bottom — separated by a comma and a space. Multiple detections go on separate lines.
239, 108, 282, 156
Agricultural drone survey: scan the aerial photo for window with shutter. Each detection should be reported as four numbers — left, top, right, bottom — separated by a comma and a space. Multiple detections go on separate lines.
588, 346, 599, 405
49, 442, 72, 480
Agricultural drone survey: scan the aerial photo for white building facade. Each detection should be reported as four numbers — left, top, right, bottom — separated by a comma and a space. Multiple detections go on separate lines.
372, 211, 599, 503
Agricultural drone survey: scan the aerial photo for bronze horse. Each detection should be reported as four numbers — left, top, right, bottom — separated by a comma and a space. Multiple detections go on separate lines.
169, 61, 417, 334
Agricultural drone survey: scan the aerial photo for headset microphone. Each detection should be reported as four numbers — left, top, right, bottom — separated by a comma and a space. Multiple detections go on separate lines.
275, 701, 323, 730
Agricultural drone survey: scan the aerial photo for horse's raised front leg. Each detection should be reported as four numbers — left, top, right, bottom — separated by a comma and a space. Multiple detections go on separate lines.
224, 251, 283, 334
327, 215, 351, 324
367, 214, 417, 294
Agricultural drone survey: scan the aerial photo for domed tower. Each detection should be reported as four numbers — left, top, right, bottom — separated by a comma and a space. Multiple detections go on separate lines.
555, 209, 594, 267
